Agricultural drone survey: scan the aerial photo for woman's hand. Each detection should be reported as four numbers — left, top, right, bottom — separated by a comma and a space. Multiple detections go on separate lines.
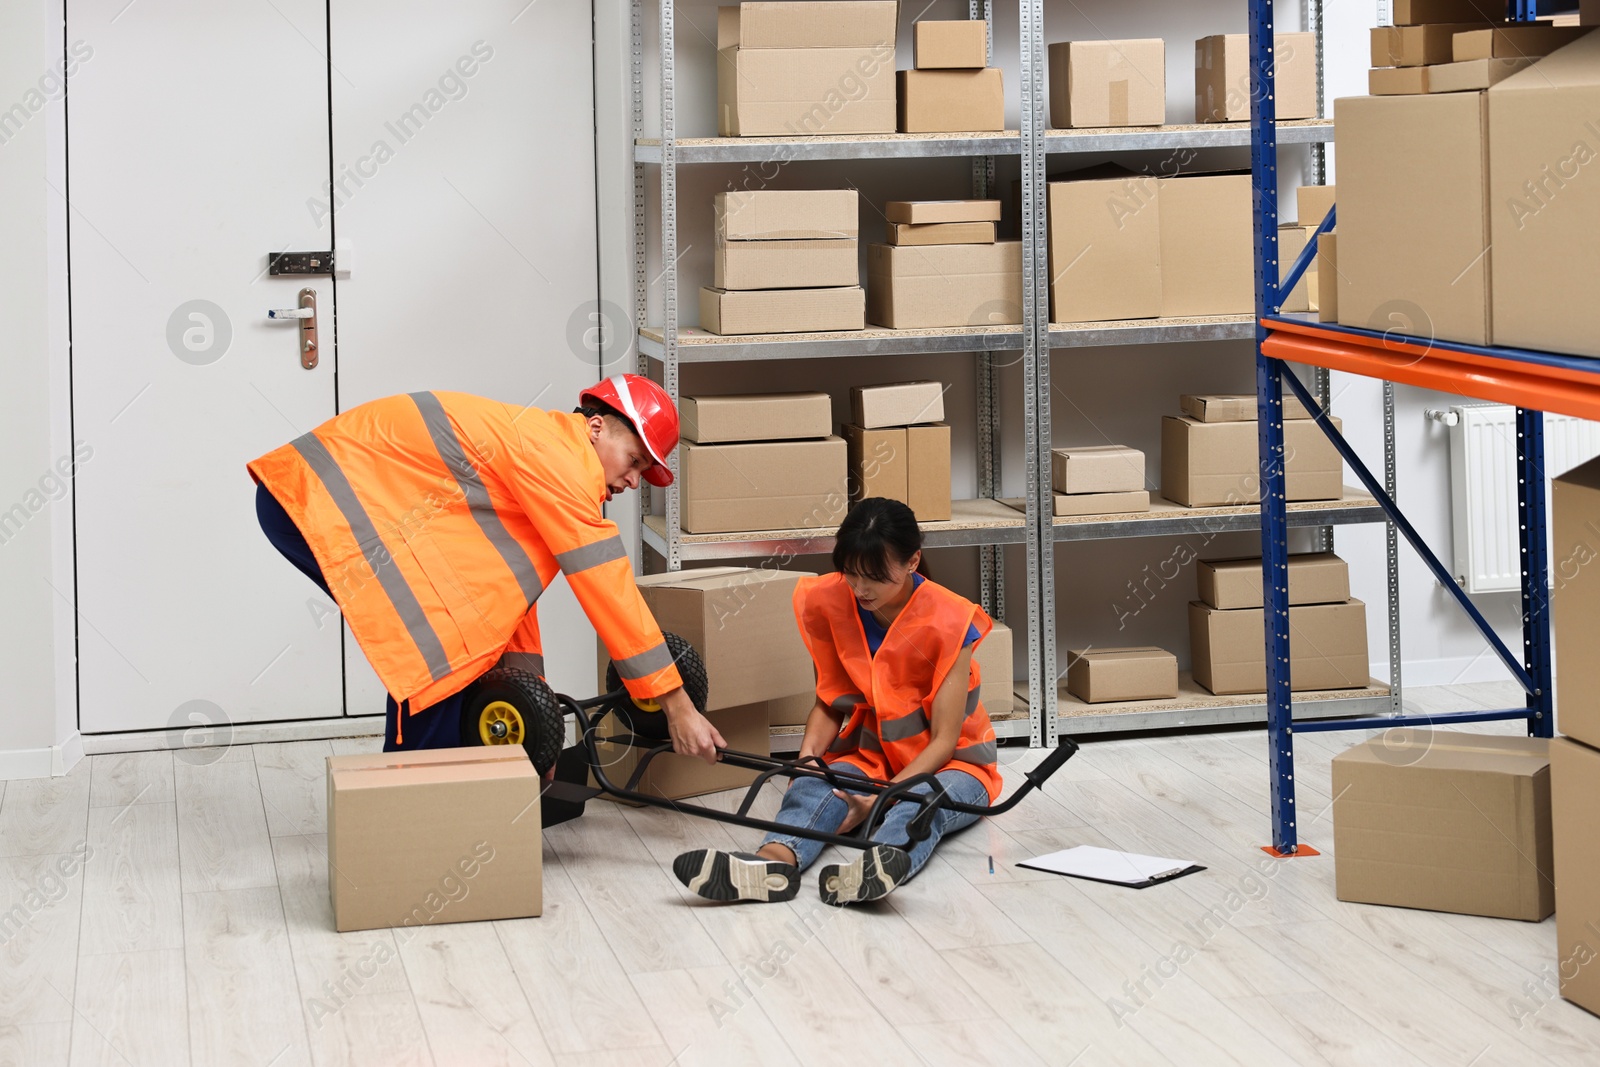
833, 789, 876, 834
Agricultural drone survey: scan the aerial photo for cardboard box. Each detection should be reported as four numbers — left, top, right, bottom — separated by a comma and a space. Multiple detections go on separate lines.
905, 422, 951, 521
717, 2, 899, 49
326, 747, 542, 932
1333, 733, 1554, 922
715, 190, 859, 241
1488, 33, 1600, 357
680, 438, 847, 533
1047, 175, 1162, 323
1317, 232, 1339, 322
1197, 551, 1351, 610
1372, 23, 1487, 67
974, 620, 1013, 714
718, 46, 896, 136
769, 691, 817, 728
713, 237, 858, 291
700, 286, 866, 335
898, 68, 1005, 133
1551, 736, 1600, 1015
1180, 393, 1311, 422
1392, 0, 1504, 24
1454, 25, 1595, 61
1196, 33, 1317, 122
1048, 39, 1167, 128
681, 392, 832, 444
1426, 56, 1538, 93
885, 200, 1003, 224
1370, 66, 1430, 96
1296, 184, 1336, 228
1159, 174, 1255, 317
1189, 599, 1370, 694
844, 423, 906, 502
1002, 490, 1151, 517
630, 566, 817, 709
1554, 456, 1600, 749
1334, 92, 1491, 346
1160, 415, 1344, 507
1065, 647, 1180, 704
914, 20, 987, 69
1279, 225, 1311, 313
866, 240, 1023, 328
595, 702, 771, 801
850, 380, 945, 427
887, 221, 995, 246
1052, 444, 1145, 495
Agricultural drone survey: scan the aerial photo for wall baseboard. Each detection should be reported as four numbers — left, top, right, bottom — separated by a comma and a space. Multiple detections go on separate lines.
0, 731, 84, 781
80, 716, 386, 757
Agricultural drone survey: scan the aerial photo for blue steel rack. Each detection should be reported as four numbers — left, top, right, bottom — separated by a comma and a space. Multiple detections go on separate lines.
1249, 0, 1563, 856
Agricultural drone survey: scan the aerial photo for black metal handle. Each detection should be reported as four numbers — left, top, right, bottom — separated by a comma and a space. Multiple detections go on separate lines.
1026, 737, 1079, 790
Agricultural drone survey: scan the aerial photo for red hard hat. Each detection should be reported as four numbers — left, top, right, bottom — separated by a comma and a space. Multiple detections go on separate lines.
580, 374, 679, 487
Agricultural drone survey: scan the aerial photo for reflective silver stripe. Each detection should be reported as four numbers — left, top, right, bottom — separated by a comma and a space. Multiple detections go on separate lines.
292, 432, 452, 682
953, 740, 997, 765
829, 722, 881, 753
613, 640, 674, 680
555, 534, 628, 575
830, 694, 865, 714
880, 709, 929, 743
827, 723, 858, 754
409, 392, 544, 607
965, 685, 981, 719
499, 651, 546, 677
857, 726, 882, 752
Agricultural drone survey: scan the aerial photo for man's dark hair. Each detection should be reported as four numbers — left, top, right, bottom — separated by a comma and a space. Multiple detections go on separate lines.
575, 400, 639, 438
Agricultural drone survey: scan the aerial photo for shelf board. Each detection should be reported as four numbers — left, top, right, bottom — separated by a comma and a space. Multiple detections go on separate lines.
642, 497, 1026, 561
1015, 672, 1393, 736
1043, 118, 1333, 154
986, 488, 1383, 541
1048, 315, 1253, 348
640, 324, 1022, 363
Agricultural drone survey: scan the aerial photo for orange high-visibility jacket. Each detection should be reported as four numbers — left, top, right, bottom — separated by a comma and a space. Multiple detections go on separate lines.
248, 391, 683, 722
793, 573, 1001, 801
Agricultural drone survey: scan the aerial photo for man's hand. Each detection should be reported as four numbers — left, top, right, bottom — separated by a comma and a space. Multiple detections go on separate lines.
659, 686, 724, 764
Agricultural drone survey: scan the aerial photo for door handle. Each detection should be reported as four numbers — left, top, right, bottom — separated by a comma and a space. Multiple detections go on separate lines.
267, 288, 319, 369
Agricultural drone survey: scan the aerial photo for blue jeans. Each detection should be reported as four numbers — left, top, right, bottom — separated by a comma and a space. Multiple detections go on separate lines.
760, 766, 989, 878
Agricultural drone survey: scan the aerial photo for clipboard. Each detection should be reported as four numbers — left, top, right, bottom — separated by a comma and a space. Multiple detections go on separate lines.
1017, 845, 1207, 889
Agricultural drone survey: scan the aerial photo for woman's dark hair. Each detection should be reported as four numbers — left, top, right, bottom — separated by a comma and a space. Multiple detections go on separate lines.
575, 400, 638, 438
833, 498, 923, 583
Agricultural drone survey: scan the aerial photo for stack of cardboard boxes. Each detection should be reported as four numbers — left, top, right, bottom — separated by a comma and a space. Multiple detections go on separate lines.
1283, 183, 1337, 321
901, 20, 1004, 133
1162, 393, 1343, 508
1189, 551, 1369, 696
717, 1, 897, 136
1369, 5, 1591, 96
704, 190, 866, 335
1044, 444, 1149, 517
843, 381, 952, 521
868, 200, 1023, 328
678, 392, 847, 534
1049, 38, 1166, 128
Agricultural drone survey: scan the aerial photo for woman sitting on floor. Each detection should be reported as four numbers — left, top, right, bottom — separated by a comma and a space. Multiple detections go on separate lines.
673, 497, 1002, 906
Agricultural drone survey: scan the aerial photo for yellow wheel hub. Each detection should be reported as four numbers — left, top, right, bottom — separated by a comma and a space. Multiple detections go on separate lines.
478, 701, 525, 745
632, 696, 663, 714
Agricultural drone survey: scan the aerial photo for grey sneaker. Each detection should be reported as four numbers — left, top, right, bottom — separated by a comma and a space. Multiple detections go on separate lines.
673, 849, 800, 903
818, 844, 912, 907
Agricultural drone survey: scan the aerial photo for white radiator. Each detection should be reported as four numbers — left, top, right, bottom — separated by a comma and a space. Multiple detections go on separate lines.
1449, 403, 1600, 594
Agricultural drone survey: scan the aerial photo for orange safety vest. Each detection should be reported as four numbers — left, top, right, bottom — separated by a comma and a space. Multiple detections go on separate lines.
248, 392, 683, 733
793, 573, 1001, 801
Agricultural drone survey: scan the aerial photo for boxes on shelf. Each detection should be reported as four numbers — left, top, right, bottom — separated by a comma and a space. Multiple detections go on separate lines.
1051, 445, 1145, 495
714, 190, 859, 241
1370, 66, 1429, 96
1392, 0, 1504, 24
914, 19, 988, 69
1278, 225, 1312, 313
1454, 24, 1595, 61
1488, 33, 1600, 357
898, 68, 1005, 133
1047, 174, 1162, 323
1159, 174, 1255, 317
681, 392, 832, 444
1189, 598, 1370, 694
845, 423, 906, 502
1196, 33, 1317, 122
1317, 233, 1339, 322
885, 200, 1003, 224
1048, 39, 1166, 128
594, 703, 771, 801
1551, 736, 1600, 1015
1161, 414, 1343, 507
1333, 733, 1554, 922
974, 620, 1014, 714
1002, 490, 1151, 517
1426, 57, 1538, 94
906, 423, 952, 521
1334, 91, 1491, 346
1295, 184, 1336, 229
713, 237, 859, 291
887, 221, 995, 246
717, 1, 898, 49
700, 286, 866, 335
680, 437, 847, 533
326, 747, 542, 932
843, 387, 951, 520
1180, 393, 1310, 422
1197, 552, 1351, 611
1554, 455, 1600, 750
1065, 647, 1180, 703
851, 380, 946, 427
1371, 23, 1485, 67
717, 47, 896, 136
866, 240, 1023, 329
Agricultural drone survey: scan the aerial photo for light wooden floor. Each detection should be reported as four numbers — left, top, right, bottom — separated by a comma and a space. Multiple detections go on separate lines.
3, 680, 1597, 1066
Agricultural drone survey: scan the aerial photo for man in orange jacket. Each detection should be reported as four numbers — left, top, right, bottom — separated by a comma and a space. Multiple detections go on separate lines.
247, 374, 723, 760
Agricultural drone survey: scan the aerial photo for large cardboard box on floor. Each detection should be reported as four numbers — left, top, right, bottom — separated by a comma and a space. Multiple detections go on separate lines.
1159, 174, 1255, 316
1180, 393, 1310, 422
1161, 415, 1344, 507
866, 241, 1023, 329
593, 702, 772, 801
1052, 445, 1144, 494
1065, 647, 1180, 703
1196, 33, 1317, 122
1488, 33, 1600, 357
914, 20, 987, 69
1371, 23, 1485, 67
718, 46, 896, 136
1551, 736, 1600, 1015
717, 2, 899, 49
713, 237, 858, 290
715, 190, 859, 241
700, 286, 866, 335
898, 68, 1005, 133
905, 422, 952, 521
1334, 91, 1491, 346
974, 620, 1013, 714
326, 747, 542, 932
680, 438, 847, 533
1189, 599, 1369, 694
1048, 39, 1166, 128
1047, 175, 1162, 323
851, 380, 945, 427
681, 392, 832, 444
1333, 733, 1554, 922
1553, 456, 1600, 749
1392, 0, 1504, 24
1197, 552, 1351, 610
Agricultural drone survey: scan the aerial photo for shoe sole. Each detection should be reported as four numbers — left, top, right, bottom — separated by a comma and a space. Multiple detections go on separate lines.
819, 844, 912, 907
673, 849, 800, 903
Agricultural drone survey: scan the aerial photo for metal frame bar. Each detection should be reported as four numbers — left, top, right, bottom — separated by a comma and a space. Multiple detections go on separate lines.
1292, 708, 1533, 734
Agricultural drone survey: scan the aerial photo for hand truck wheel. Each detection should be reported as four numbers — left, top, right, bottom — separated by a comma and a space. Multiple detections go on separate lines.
599, 631, 709, 741
458, 665, 565, 775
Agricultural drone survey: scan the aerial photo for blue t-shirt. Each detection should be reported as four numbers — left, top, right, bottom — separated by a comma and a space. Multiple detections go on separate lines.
858, 573, 981, 657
